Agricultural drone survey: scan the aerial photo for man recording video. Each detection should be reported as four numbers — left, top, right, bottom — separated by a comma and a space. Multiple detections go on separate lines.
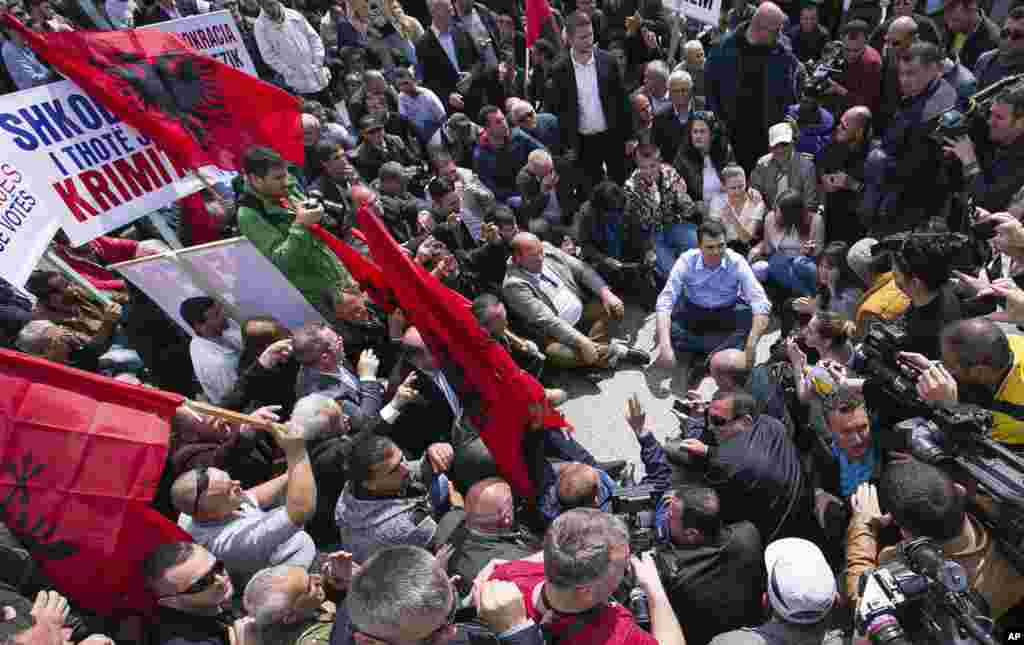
845, 461, 1024, 622
943, 83, 1024, 213
906, 317, 1024, 445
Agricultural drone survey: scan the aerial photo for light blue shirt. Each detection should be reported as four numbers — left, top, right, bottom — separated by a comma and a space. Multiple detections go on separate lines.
435, 28, 461, 74
656, 248, 771, 315
1, 41, 52, 91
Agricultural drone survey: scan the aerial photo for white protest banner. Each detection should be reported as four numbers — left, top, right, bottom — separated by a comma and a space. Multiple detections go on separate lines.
0, 164, 61, 287
144, 10, 258, 78
0, 81, 235, 249
664, 0, 722, 26
112, 237, 327, 336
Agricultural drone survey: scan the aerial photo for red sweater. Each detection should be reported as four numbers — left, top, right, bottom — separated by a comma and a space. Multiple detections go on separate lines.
844, 45, 883, 117
489, 559, 658, 645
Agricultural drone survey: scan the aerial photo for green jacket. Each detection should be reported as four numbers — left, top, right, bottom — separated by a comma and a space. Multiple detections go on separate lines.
237, 176, 354, 312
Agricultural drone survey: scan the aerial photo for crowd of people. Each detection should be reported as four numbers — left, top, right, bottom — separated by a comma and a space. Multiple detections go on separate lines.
6, 0, 1024, 642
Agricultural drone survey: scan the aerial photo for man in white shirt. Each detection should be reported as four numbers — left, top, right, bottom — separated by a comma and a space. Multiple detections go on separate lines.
181, 297, 244, 405
254, 0, 331, 103
544, 11, 630, 193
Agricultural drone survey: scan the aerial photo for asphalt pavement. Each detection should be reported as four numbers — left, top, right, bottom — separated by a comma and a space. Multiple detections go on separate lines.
544, 305, 781, 475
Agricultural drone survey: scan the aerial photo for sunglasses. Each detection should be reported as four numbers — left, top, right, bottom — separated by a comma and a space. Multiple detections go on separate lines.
161, 560, 226, 598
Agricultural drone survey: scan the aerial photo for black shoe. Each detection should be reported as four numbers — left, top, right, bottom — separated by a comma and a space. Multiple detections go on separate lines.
596, 459, 628, 480
619, 347, 651, 367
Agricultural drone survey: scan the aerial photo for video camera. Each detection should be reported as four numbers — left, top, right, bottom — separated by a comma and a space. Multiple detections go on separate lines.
930, 73, 1024, 143
802, 41, 847, 100
871, 231, 989, 280
856, 320, 1024, 574
857, 538, 997, 645
610, 482, 663, 554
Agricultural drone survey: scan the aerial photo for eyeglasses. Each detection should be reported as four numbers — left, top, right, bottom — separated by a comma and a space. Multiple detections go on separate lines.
193, 466, 210, 516
160, 560, 227, 599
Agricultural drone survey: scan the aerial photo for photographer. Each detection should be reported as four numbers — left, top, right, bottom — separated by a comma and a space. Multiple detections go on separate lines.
654, 486, 765, 645
909, 317, 1024, 445
824, 20, 882, 116
536, 395, 673, 524
891, 234, 964, 359
674, 390, 820, 544
943, 84, 1024, 213
844, 462, 1024, 620
237, 146, 355, 313
485, 508, 686, 645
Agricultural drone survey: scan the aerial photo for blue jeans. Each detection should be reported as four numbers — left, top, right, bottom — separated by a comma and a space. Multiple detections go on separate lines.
654, 222, 698, 279
767, 254, 818, 296
670, 298, 753, 355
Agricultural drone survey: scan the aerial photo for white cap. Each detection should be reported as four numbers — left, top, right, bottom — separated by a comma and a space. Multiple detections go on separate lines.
764, 538, 836, 625
768, 122, 794, 148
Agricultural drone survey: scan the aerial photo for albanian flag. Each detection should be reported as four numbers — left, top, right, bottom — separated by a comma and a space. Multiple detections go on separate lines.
0, 14, 303, 170
356, 206, 571, 498
308, 224, 398, 313
0, 350, 190, 616
525, 0, 555, 47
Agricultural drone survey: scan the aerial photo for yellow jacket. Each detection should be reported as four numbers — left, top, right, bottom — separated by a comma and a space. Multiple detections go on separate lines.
854, 272, 910, 339
991, 334, 1024, 444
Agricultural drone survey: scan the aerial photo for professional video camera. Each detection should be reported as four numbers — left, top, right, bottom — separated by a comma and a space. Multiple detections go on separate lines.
872, 231, 988, 279
856, 320, 1024, 574
930, 73, 1024, 143
305, 189, 350, 221
857, 538, 997, 645
802, 41, 847, 100
610, 482, 662, 554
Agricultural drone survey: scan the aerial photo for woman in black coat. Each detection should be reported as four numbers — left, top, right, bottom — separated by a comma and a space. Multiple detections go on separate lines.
672, 111, 736, 217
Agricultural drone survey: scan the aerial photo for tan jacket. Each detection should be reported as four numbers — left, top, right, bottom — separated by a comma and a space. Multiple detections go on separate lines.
749, 150, 820, 210
845, 513, 1024, 619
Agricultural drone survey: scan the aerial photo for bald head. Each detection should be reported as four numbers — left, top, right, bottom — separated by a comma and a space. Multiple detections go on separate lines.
301, 114, 321, 145
558, 463, 600, 509
527, 149, 553, 175
511, 232, 544, 273
749, 2, 786, 44
887, 16, 918, 53
465, 477, 514, 531
709, 349, 750, 393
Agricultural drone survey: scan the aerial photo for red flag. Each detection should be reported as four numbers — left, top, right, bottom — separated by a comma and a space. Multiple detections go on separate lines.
308, 224, 398, 313
0, 350, 190, 616
0, 15, 303, 170
525, 0, 554, 47
356, 206, 571, 498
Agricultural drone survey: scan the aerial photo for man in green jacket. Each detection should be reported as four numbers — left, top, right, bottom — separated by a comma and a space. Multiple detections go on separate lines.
237, 146, 354, 312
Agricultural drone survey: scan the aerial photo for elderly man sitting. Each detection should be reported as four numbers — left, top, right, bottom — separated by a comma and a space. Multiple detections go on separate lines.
502, 233, 649, 370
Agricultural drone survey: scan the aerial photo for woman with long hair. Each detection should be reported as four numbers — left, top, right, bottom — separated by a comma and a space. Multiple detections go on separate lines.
793, 242, 866, 321
707, 164, 765, 254
672, 111, 735, 211
749, 189, 825, 296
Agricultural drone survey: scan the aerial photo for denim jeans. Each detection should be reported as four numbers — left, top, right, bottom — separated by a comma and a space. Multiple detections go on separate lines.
669, 298, 753, 355
767, 254, 818, 296
654, 221, 698, 279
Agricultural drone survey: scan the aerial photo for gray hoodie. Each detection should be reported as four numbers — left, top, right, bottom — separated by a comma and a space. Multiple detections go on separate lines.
333, 461, 439, 563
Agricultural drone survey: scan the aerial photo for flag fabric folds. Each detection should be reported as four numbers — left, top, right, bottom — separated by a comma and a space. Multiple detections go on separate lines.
0, 14, 303, 170
525, 0, 555, 47
0, 349, 189, 616
308, 224, 397, 313
354, 206, 571, 498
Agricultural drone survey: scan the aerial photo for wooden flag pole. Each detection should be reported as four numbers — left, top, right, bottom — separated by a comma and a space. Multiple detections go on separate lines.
183, 398, 291, 434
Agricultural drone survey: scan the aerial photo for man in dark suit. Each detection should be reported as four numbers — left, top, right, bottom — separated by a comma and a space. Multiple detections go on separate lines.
545, 11, 631, 194
384, 327, 498, 491
292, 321, 416, 433
416, 0, 497, 120
652, 69, 707, 163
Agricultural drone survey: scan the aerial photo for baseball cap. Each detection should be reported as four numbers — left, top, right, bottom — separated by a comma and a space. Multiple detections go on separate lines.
764, 538, 836, 625
846, 237, 878, 284
768, 122, 794, 147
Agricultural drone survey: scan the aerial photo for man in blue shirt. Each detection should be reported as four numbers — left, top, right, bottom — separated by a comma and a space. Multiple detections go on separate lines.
654, 219, 771, 371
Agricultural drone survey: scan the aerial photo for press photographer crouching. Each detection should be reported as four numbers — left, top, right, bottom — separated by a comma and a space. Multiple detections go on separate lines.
845, 461, 1024, 638
909, 317, 1024, 445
